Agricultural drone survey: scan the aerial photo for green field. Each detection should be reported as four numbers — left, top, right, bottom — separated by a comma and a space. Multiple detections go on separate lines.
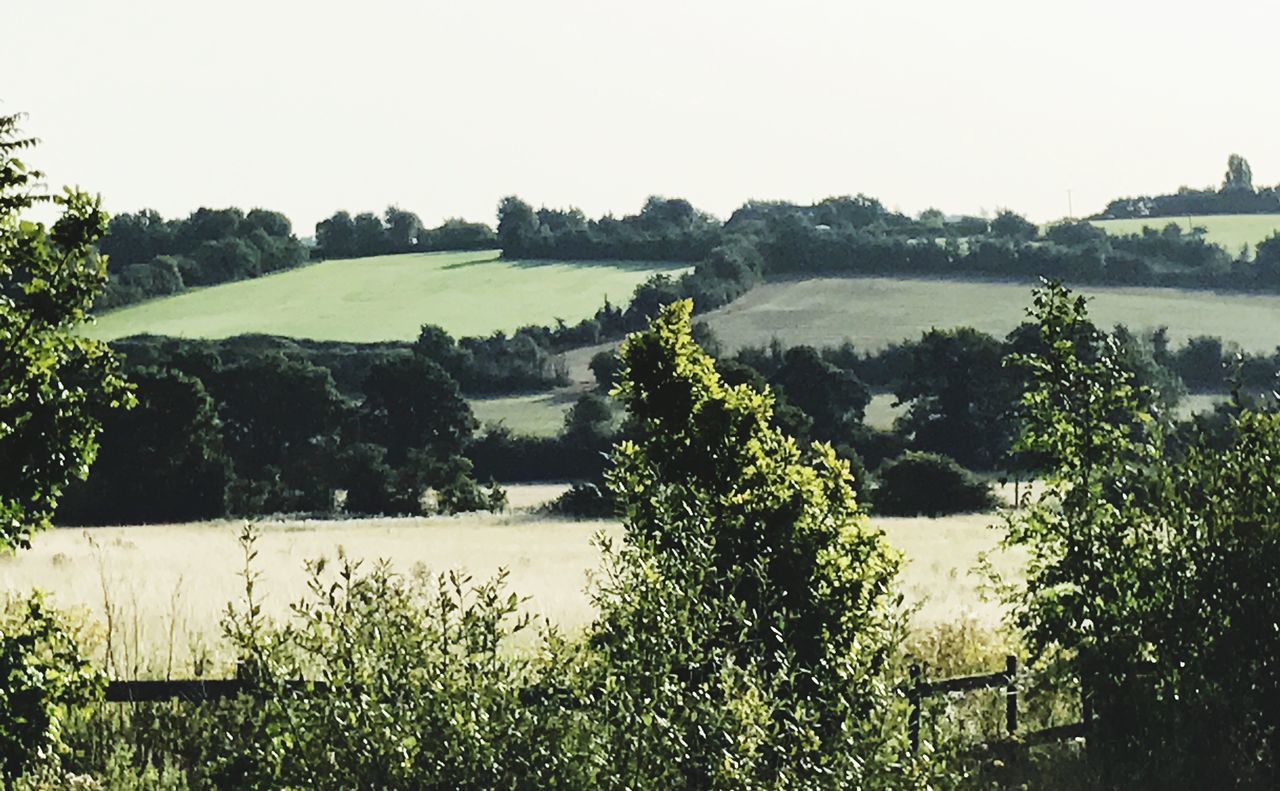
84, 250, 689, 343
1092, 213, 1280, 257
699, 276, 1280, 354
472, 391, 585, 436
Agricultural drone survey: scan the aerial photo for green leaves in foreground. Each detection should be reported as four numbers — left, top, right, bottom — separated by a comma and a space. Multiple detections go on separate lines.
0, 112, 132, 550
588, 299, 916, 787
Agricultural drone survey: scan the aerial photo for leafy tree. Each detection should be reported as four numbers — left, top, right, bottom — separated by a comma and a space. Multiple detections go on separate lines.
352, 212, 388, 257
871, 451, 997, 516
562, 391, 612, 440
589, 299, 912, 786
242, 208, 292, 238
1223, 153, 1255, 193
769, 345, 870, 442
189, 237, 261, 284
496, 196, 539, 257
205, 355, 348, 483
359, 355, 475, 466
315, 210, 356, 259
383, 206, 423, 253
893, 327, 1017, 469
0, 112, 132, 549
995, 282, 1280, 784
989, 209, 1038, 241
58, 368, 231, 525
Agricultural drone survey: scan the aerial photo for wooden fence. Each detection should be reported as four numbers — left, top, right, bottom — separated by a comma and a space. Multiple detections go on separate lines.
108, 659, 1089, 753
907, 655, 1088, 752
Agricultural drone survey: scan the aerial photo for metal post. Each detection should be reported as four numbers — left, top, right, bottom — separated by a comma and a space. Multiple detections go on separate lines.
909, 664, 922, 753
1005, 655, 1018, 735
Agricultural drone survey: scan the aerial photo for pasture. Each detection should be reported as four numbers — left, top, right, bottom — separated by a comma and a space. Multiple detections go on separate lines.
0, 486, 1016, 676
1091, 213, 1280, 257
698, 275, 1280, 354
84, 250, 689, 343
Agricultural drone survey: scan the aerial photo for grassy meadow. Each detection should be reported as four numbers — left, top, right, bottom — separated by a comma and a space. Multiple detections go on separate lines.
84, 250, 690, 343
699, 275, 1280, 354
1092, 213, 1280, 256
0, 486, 1017, 677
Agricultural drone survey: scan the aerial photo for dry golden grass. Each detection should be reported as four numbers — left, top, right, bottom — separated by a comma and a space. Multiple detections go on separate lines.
0, 486, 1018, 675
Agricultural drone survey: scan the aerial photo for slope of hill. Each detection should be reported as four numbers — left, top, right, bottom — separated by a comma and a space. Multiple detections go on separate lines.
84, 250, 689, 343
1091, 213, 1280, 256
699, 276, 1280, 354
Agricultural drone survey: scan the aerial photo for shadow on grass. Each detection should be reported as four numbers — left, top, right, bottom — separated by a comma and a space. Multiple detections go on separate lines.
442, 256, 692, 273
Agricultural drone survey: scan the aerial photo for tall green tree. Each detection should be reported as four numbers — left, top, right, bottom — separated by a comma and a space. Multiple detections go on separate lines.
588, 300, 911, 786
0, 113, 131, 549
58, 368, 231, 525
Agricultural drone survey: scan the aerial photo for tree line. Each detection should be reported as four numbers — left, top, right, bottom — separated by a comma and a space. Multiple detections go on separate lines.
1096, 153, 1280, 220
57, 334, 505, 526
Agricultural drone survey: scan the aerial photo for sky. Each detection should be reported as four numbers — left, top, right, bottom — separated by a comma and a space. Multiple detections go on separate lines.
5, 0, 1278, 234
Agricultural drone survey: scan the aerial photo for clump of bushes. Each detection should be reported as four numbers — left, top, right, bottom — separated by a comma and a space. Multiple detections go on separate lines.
872, 452, 999, 516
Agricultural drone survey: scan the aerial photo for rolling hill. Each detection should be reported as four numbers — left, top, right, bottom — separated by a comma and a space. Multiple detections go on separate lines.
1091, 213, 1280, 256
84, 250, 690, 343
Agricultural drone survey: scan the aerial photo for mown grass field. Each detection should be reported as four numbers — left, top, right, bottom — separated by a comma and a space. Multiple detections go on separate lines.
84, 251, 690, 343
1091, 213, 1280, 256
2, 486, 1017, 675
699, 276, 1280, 354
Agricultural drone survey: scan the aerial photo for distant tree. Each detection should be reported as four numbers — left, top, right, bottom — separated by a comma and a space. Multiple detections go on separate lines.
894, 327, 1017, 469
562, 392, 613, 443
1223, 153, 1255, 193
383, 206, 423, 253
242, 208, 292, 238
413, 324, 466, 376
496, 196, 539, 257
589, 349, 622, 393
918, 207, 946, 230
176, 207, 244, 249
100, 209, 171, 268
315, 211, 357, 259
58, 368, 231, 524
769, 345, 870, 442
352, 212, 388, 257
359, 355, 475, 466
1256, 233, 1280, 287
989, 209, 1039, 241
207, 355, 348, 479
872, 451, 998, 516
189, 237, 261, 284
0, 112, 133, 548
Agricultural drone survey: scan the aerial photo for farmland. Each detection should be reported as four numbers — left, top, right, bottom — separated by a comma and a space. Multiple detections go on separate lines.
84, 250, 690, 343
1091, 213, 1280, 256
2, 486, 1016, 674
697, 275, 1280, 354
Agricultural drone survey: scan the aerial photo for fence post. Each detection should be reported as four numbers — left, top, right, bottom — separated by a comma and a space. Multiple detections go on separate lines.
908, 664, 922, 753
1005, 655, 1018, 736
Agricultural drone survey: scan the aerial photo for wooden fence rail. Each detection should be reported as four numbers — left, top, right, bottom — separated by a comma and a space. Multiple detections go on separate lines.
109, 658, 1087, 754
907, 654, 1086, 752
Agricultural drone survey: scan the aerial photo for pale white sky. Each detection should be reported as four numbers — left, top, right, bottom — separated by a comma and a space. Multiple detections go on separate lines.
5, 0, 1277, 233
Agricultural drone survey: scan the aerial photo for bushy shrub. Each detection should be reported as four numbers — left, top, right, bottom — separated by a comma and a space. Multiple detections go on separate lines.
0, 595, 103, 784
1002, 281, 1280, 785
872, 452, 999, 516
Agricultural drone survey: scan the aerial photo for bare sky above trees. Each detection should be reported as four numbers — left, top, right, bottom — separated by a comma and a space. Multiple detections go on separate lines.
7, 0, 1278, 231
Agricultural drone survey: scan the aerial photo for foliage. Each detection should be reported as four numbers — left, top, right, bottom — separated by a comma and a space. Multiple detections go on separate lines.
590, 299, 919, 787
1001, 280, 1280, 785
893, 327, 1018, 470
872, 452, 998, 517
57, 367, 232, 525
0, 112, 132, 548
99, 206, 306, 309
0, 594, 103, 783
